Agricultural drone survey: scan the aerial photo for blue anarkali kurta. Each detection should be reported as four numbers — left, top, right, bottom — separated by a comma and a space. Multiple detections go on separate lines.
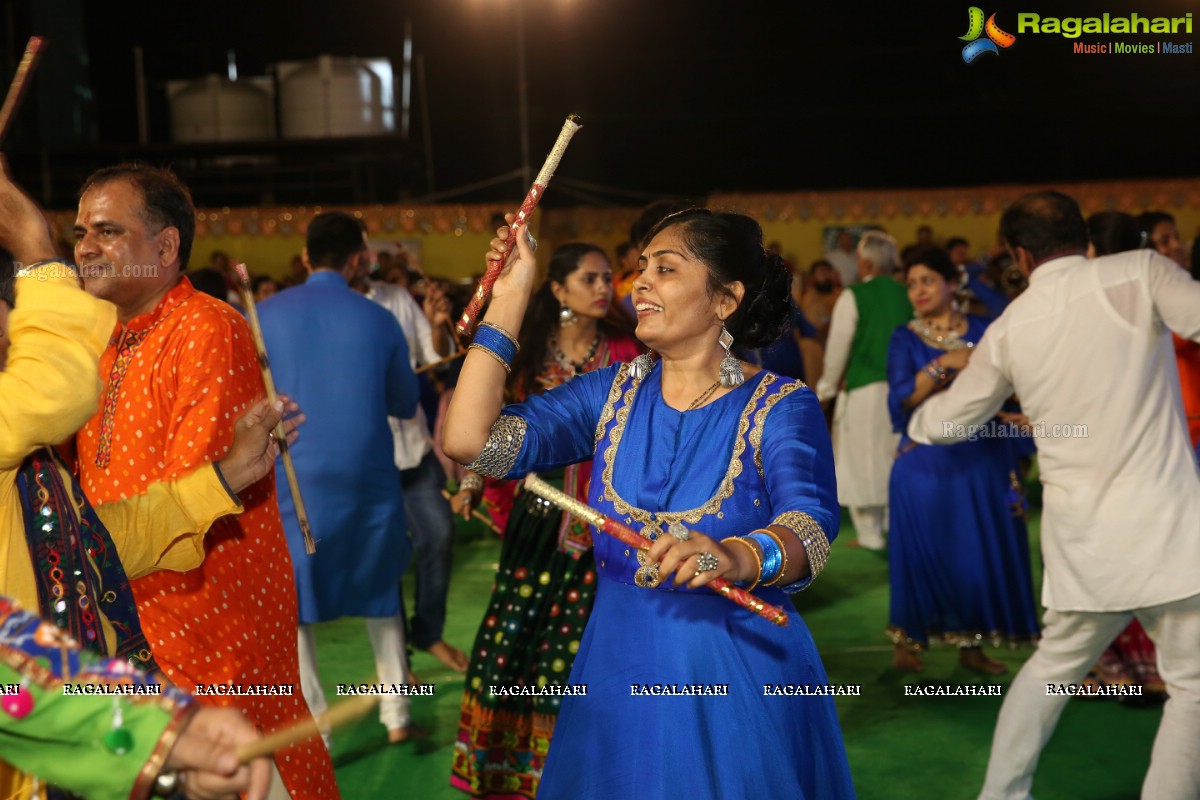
482, 363, 855, 799
258, 271, 417, 623
885, 317, 1039, 649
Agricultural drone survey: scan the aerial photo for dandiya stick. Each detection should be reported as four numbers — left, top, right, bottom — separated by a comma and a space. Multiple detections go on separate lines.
455, 115, 583, 337
233, 262, 316, 554
237, 694, 378, 763
403, 253, 461, 347
415, 348, 467, 374
440, 489, 503, 535
0, 37, 45, 147
523, 474, 789, 627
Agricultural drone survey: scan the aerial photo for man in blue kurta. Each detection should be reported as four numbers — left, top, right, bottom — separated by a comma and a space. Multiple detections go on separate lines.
258, 211, 420, 743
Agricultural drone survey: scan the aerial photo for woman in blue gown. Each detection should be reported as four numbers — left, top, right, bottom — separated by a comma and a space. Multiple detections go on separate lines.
885, 248, 1040, 674
444, 210, 855, 799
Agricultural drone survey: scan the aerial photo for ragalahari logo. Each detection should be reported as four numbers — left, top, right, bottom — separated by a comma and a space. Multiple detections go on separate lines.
960, 7, 1017, 62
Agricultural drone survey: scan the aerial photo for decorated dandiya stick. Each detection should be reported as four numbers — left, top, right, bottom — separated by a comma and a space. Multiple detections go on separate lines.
0, 37, 46, 147
455, 115, 583, 337
233, 262, 316, 554
440, 488, 503, 535
236, 693, 378, 763
522, 474, 789, 627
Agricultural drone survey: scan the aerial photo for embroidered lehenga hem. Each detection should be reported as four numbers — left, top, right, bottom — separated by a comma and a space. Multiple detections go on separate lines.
451, 696, 555, 800
453, 336, 641, 800
886, 624, 1041, 653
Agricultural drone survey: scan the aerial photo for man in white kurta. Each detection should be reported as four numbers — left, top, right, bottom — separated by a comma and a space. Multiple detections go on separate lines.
816, 232, 912, 549
909, 191, 1200, 800
825, 230, 860, 288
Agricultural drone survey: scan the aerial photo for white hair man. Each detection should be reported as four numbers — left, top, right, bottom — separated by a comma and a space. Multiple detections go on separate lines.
815, 231, 913, 548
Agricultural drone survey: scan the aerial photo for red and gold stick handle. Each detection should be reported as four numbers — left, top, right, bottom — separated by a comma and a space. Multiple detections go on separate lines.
522, 474, 789, 627
0, 37, 45, 147
233, 262, 316, 554
456, 115, 583, 337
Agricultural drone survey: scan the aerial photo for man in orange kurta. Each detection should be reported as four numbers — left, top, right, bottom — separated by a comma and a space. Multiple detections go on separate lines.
72, 164, 338, 798
1174, 336, 1200, 448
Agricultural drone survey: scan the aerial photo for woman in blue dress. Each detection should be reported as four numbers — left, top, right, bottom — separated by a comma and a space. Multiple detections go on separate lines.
444, 209, 855, 799
886, 248, 1040, 674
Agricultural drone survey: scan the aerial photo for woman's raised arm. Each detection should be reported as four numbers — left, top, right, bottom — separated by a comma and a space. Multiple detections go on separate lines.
442, 218, 539, 465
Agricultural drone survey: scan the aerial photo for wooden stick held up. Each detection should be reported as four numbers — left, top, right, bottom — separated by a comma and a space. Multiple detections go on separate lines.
456, 115, 583, 337
233, 262, 316, 554
415, 349, 467, 374
0, 37, 46, 147
237, 694, 378, 763
403, 252, 461, 348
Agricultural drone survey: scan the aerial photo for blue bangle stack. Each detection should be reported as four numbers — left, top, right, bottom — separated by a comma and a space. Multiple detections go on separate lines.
470, 322, 521, 373
747, 531, 784, 585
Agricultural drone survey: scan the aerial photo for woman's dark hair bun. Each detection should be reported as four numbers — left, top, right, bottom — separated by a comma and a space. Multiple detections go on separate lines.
644, 209, 792, 349
730, 249, 792, 348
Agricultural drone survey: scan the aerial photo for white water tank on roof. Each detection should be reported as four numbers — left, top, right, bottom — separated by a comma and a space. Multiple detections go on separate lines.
277, 55, 395, 139
167, 75, 274, 142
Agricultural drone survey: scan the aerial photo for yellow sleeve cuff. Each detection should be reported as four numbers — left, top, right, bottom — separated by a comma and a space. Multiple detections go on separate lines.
96, 465, 243, 578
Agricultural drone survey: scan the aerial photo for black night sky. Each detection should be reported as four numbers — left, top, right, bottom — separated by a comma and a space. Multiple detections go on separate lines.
7, 0, 1200, 205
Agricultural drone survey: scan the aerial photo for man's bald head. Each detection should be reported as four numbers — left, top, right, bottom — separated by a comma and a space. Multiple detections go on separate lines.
999, 191, 1088, 265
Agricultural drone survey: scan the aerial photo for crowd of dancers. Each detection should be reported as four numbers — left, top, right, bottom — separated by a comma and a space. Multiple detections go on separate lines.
0, 150, 1198, 800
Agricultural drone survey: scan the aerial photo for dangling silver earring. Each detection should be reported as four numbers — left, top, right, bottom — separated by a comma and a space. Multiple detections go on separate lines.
718, 325, 744, 388
629, 351, 656, 381
559, 304, 578, 326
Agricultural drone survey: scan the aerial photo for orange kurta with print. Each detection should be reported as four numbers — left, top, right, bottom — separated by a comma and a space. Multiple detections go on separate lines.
76, 277, 338, 798
1175, 334, 1200, 448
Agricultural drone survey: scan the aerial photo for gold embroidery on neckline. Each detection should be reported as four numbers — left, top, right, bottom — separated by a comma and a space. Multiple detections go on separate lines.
600, 373, 774, 527
593, 364, 629, 447
751, 379, 806, 478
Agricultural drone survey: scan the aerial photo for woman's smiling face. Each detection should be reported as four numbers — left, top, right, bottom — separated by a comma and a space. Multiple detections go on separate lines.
632, 224, 731, 353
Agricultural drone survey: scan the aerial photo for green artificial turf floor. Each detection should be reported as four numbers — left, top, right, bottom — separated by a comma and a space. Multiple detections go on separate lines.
310, 504, 1159, 799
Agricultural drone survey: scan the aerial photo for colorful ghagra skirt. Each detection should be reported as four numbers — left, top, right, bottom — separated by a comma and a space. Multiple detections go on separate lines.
451, 481, 596, 799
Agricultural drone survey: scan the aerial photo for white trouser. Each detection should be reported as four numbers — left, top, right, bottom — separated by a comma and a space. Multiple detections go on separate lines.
266, 762, 292, 800
831, 382, 898, 507
848, 505, 888, 549
979, 592, 1200, 800
296, 616, 411, 742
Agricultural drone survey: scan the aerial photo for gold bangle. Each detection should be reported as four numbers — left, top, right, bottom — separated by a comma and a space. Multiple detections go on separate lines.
722, 536, 762, 592
468, 343, 512, 374
753, 528, 790, 586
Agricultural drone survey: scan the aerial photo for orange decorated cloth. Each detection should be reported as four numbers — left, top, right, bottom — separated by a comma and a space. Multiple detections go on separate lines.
1174, 334, 1200, 448
76, 277, 338, 798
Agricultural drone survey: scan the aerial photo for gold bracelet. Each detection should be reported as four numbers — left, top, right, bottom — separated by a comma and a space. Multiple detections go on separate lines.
753, 528, 790, 586
468, 343, 512, 374
722, 536, 762, 592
